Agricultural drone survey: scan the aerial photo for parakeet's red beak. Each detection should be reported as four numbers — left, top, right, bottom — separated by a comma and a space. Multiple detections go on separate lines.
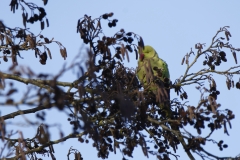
140, 53, 144, 61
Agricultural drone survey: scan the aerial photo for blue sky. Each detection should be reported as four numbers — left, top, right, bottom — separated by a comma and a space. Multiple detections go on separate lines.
1, 1, 240, 159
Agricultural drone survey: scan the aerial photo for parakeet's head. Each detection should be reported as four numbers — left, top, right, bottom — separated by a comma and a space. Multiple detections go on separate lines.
139, 45, 156, 61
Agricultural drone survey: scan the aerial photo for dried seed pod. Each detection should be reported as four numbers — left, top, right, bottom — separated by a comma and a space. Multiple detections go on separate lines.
211, 79, 217, 90
226, 79, 231, 90
225, 31, 230, 41
44, 37, 50, 43
102, 14, 108, 19
43, 0, 48, 5
185, 54, 189, 65
3, 56, 8, 62
108, 12, 114, 17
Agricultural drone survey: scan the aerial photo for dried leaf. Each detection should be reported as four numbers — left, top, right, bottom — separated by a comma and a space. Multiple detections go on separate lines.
139, 135, 149, 158
44, 37, 50, 43
6, 98, 14, 104
75, 152, 78, 160
219, 42, 223, 48
225, 31, 229, 41
90, 21, 95, 31
6, 89, 17, 96
43, 0, 48, 5
47, 48, 52, 59
78, 85, 85, 98
185, 54, 189, 65
226, 79, 231, 90
134, 48, 138, 60
60, 49, 64, 58
60, 48, 67, 60
5, 35, 12, 45
0, 118, 6, 141
211, 79, 216, 89
37, 125, 50, 144
223, 121, 229, 136
97, 20, 101, 29
3, 56, 8, 62
0, 34, 4, 43
138, 36, 144, 49
35, 48, 39, 58
22, 12, 26, 28
26, 12, 28, 20
107, 47, 111, 56
41, 21, 44, 30
64, 47, 67, 58
0, 76, 5, 90
125, 48, 129, 62
76, 19, 80, 33
27, 34, 36, 49
232, 51, 237, 64
120, 44, 125, 60
181, 56, 185, 65
46, 18, 49, 27
227, 119, 232, 129
12, 54, 18, 65
188, 106, 195, 121
208, 96, 217, 114
232, 80, 234, 88
228, 31, 232, 37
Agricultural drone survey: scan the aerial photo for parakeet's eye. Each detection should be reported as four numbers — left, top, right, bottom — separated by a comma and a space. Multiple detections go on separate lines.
145, 50, 150, 54
140, 53, 144, 61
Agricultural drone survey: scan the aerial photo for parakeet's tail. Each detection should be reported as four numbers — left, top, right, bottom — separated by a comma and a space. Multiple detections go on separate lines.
155, 79, 171, 118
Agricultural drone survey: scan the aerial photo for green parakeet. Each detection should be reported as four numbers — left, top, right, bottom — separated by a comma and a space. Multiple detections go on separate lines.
137, 45, 171, 117
137, 45, 190, 155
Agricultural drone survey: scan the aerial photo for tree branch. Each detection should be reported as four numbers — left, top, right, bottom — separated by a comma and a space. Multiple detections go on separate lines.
3, 132, 85, 160
147, 116, 195, 160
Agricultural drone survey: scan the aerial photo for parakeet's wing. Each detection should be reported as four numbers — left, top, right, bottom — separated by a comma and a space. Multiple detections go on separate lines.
151, 54, 170, 81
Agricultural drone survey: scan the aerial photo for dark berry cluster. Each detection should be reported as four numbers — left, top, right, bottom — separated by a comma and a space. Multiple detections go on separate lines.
209, 86, 220, 100
203, 51, 227, 70
108, 19, 118, 28
217, 140, 228, 151
27, 7, 47, 24
236, 82, 240, 89
16, 30, 26, 39
101, 13, 118, 28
